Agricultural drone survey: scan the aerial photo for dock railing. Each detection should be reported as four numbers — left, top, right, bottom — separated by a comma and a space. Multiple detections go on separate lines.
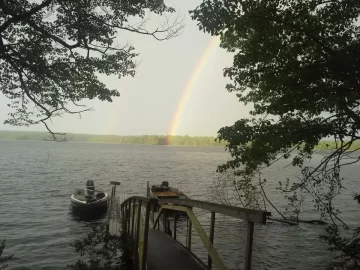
120, 196, 157, 270
119, 195, 271, 270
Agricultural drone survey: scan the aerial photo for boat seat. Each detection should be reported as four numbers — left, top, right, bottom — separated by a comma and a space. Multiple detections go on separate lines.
74, 189, 86, 201
73, 194, 86, 201
152, 186, 169, 192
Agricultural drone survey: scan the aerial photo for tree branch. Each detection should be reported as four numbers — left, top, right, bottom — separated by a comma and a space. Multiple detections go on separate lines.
106, 13, 184, 41
0, 0, 53, 33
26, 20, 81, 49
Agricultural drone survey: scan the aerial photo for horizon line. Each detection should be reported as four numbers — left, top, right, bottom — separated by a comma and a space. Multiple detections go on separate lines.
0, 129, 220, 138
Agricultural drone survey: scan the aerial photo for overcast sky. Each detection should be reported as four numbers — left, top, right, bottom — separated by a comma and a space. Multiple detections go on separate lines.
0, 0, 251, 136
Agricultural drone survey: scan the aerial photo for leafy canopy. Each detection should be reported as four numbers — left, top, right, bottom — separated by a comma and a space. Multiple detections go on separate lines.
192, 2, 360, 265
0, 0, 181, 137
191, 0, 360, 183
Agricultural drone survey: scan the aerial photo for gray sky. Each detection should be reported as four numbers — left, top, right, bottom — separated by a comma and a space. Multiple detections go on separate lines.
0, 0, 251, 136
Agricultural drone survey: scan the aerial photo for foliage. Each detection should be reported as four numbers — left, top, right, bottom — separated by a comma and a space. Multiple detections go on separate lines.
0, 130, 227, 146
321, 226, 360, 270
68, 223, 131, 270
0, 0, 182, 138
191, 0, 360, 220
210, 171, 308, 223
5, 130, 360, 149
278, 179, 305, 221
209, 170, 265, 209
0, 240, 13, 270
191, 1, 360, 266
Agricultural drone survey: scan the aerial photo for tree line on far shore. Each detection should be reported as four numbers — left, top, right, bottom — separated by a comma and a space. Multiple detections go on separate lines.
0, 131, 225, 146
1, 131, 360, 150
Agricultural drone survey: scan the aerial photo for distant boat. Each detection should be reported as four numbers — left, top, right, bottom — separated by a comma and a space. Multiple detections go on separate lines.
148, 181, 189, 200
71, 180, 108, 210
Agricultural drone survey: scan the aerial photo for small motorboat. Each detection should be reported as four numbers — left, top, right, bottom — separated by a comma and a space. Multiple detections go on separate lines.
148, 181, 189, 200
70, 180, 108, 210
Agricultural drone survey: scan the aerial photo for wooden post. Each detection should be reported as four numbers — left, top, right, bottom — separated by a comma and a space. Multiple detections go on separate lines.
152, 209, 163, 230
131, 199, 136, 240
107, 187, 114, 228
244, 221, 254, 270
110, 181, 120, 194
173, 212, 177, 240
162, 210, 167, 232
157, 207, 160, 230
207, 212, 216, 269
141, 202, 151, 270
127, 201, 131, 235
134, 201, 142, 270
187, 218, 192, 250
166, 220, 171, 236
152, 204, 155, 224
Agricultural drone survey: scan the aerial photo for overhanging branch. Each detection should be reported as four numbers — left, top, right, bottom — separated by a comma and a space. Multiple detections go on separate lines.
0, 0, 53, 33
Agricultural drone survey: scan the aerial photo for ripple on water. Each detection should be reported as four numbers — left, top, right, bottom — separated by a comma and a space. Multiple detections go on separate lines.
1, 141, 359, 270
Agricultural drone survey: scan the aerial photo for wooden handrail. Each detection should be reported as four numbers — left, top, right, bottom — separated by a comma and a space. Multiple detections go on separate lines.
121, 196, 158, 206
118, 195, 268, 270
121, 196, 270, 224
162, 204, 227, 270
159, 198, 271, 224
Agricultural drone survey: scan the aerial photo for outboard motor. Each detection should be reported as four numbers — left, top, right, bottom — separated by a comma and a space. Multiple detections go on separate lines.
86, 180, 95, 196
161, 181, 169, 188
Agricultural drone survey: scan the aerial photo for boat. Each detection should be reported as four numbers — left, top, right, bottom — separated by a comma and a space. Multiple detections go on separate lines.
70, 180, 108, 210
148, 181, 189, 200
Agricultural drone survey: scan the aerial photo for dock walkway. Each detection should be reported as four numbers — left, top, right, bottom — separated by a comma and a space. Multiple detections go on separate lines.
108, 184, 270, 270
147, 229, 205, 270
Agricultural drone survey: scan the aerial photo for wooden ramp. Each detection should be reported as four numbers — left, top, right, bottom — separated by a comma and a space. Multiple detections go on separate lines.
108, 183, 270, 270
147, 229, 205, 270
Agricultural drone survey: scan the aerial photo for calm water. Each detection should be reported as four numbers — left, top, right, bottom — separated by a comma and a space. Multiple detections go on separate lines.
1, 141, 359, 269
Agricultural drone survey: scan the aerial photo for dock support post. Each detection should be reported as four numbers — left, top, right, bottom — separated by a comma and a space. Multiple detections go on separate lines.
134, 201, 142, 270
187, 218, 192, 250
146, 181, 150, 197
152, 208, 155, 224
244, 221, 254, 270
163, 210, 167, 233
207, 212, 216, 270
141, 202, 151, 270
127, 201, 131, 236
173, 212, 177, 240
107, 187, 114, 231
152, 209, 163, 230
131, 199, 136, 240
113, 183, 117, 195
166, 220, 172, 236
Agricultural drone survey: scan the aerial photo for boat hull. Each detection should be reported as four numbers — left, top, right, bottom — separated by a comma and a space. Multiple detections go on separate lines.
70, 193, 108, 210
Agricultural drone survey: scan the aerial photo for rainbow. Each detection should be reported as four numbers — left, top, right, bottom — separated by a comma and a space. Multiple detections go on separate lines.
167, 36, 220, 144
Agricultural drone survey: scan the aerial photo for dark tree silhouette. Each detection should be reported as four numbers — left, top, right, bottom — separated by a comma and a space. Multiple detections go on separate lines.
0, 0, 182, 139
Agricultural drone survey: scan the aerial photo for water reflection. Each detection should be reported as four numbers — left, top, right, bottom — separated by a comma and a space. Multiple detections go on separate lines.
68, 204, 108, 223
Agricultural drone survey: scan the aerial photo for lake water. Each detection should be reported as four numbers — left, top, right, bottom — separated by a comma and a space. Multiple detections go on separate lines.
1, 140, 359, 269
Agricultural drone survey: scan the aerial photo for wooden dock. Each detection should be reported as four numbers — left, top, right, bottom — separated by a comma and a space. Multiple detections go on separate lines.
107, 183, 271, 270
147, 229, 206, 270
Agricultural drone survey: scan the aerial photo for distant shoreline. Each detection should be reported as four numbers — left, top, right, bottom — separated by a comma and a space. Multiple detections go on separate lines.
0, 130, 226, 147
0, 130, 359, 150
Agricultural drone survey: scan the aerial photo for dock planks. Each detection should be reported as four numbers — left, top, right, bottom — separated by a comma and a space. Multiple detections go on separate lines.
108, 196, 207, 270
147, 229, 206, 270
